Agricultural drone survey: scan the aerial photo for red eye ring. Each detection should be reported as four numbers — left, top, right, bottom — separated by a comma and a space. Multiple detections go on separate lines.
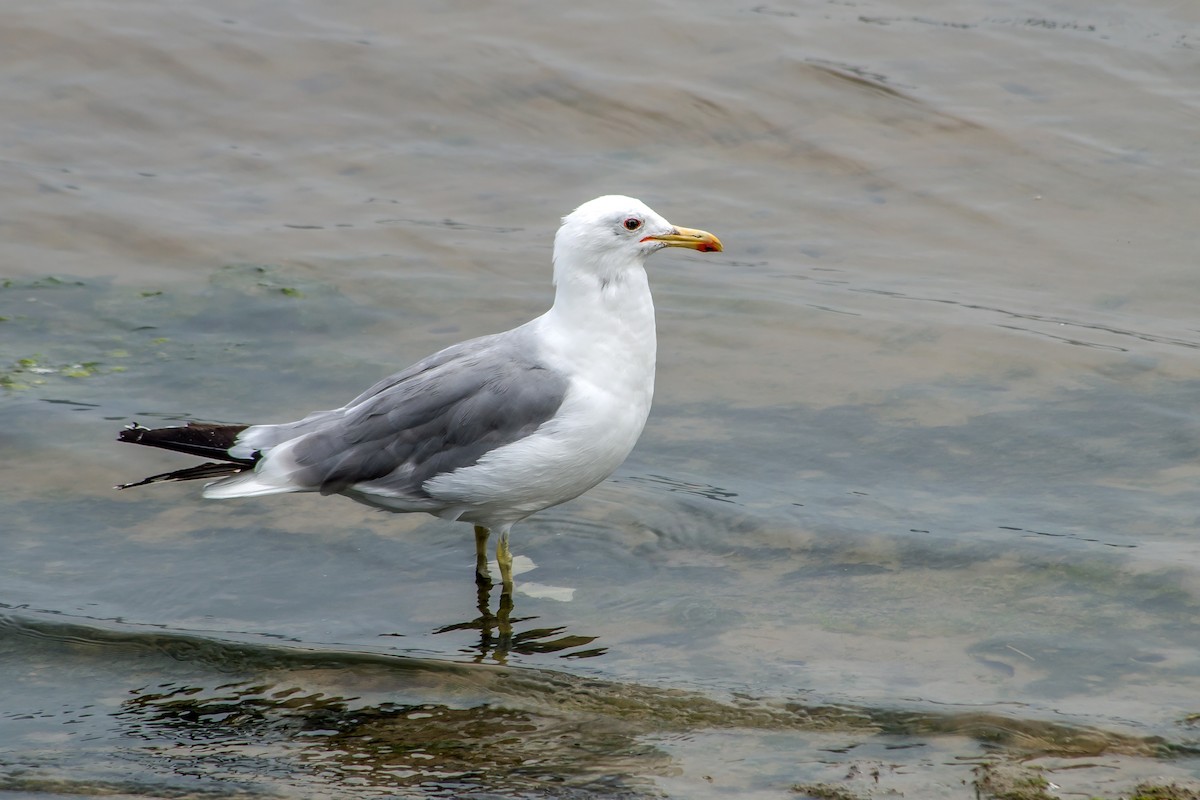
623, 217, 642, 231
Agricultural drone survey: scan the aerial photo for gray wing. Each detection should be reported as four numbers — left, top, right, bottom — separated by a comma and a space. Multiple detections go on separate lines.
241, 329, 569, 497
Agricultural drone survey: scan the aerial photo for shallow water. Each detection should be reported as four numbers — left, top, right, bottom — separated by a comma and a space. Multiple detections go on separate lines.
3, 0, 1200, 797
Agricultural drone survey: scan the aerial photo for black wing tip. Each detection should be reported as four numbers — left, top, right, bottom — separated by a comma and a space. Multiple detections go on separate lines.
117, 422, 150, 443
114, 421, 254, 463
115, 461, 249, 490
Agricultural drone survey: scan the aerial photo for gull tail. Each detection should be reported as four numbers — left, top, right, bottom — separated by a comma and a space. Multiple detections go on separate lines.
116, 422, 257, 490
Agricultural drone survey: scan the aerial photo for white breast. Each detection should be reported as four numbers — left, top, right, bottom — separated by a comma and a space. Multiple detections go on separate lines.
421, 267, 657, 526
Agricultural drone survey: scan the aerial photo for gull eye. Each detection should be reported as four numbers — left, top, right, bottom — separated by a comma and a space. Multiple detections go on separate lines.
623, 217, 642, 231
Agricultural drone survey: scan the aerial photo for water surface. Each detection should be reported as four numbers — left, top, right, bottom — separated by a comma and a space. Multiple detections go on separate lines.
3, 0, 1200, 797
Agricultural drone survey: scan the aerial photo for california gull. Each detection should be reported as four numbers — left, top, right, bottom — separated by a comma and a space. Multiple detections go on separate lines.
117, 195, 723, 589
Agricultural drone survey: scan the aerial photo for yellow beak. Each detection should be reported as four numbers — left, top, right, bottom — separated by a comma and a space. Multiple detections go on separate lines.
645, 226, 723, 253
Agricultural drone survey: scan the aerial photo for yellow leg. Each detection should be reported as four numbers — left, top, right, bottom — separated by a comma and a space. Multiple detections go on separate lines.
496, 530, 514, 592
474, 525, 491, 586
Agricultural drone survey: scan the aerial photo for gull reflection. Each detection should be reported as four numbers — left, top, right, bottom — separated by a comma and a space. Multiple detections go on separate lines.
433, 560, 603, 664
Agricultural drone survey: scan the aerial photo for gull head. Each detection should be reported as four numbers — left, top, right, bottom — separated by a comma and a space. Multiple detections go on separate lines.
552, 195, 722, 285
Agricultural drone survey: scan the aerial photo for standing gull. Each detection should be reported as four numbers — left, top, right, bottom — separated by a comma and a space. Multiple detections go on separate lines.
117, 195, 723, 589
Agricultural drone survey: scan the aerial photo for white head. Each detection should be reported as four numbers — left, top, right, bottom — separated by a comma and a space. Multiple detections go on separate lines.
552, 195, 722, 286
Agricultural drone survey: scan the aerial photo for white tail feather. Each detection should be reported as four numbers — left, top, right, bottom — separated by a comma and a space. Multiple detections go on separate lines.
202, 474, 299, 499
202, 437, 307, 499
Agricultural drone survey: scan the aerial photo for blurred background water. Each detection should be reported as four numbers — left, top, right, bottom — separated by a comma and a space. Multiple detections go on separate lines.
2, 0, 1200, 797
